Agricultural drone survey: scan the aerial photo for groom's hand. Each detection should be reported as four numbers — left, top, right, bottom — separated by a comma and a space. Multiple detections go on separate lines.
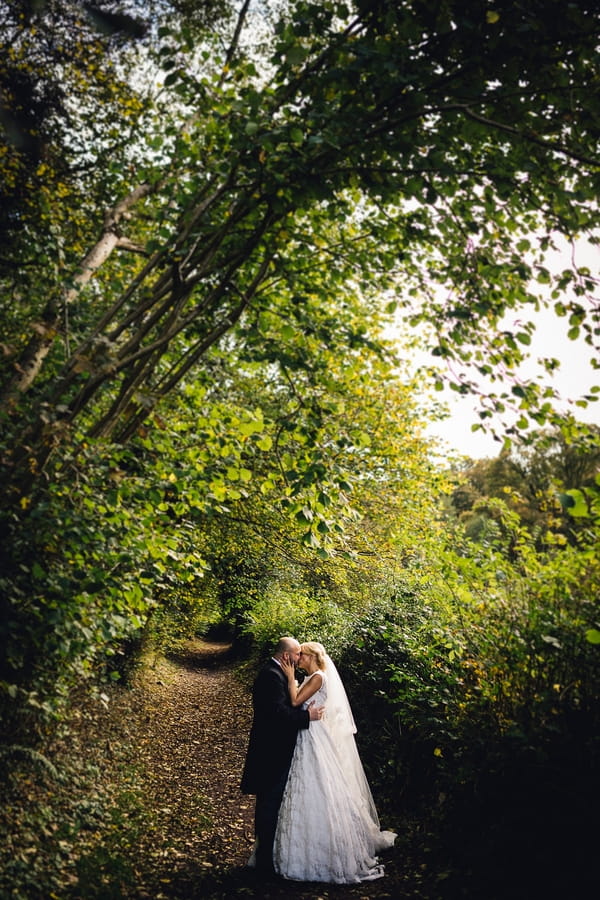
308, 702, 324, 721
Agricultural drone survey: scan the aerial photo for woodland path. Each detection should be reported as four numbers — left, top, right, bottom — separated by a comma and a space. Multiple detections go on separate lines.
126, 639, 421, 900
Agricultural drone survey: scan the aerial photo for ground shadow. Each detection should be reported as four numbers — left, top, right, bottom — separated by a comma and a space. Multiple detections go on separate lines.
165, 639, 236, 671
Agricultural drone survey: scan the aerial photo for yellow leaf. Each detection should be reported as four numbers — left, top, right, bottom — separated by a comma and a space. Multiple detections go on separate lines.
486, 10, 500, 23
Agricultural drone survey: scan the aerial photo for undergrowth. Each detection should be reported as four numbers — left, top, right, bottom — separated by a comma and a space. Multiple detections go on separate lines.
0, 664, 163, 899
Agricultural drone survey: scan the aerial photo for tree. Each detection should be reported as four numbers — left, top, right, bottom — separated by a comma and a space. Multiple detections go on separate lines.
0, 1, 229, 240
1, 0, 599, 720
449, 422, 600, 545
2, 1, 599, 436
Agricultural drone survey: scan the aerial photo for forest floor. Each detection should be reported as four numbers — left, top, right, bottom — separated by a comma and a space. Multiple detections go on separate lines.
112, 638, 434, 900
4, 639, 589, 899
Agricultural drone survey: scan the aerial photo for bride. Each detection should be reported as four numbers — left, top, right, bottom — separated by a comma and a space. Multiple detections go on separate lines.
273, 641, 396, 883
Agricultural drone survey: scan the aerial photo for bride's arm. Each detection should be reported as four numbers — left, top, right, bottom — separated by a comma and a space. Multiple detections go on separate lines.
281, 658, 299, 704
293, 672, 323, 707
281, 660, 323, 706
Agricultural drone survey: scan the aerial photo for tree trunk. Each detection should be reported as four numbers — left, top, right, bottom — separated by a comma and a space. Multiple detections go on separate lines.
0, 183, 155, 407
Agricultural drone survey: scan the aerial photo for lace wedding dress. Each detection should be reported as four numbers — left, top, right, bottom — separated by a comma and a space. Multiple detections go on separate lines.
272, 665, 396, 883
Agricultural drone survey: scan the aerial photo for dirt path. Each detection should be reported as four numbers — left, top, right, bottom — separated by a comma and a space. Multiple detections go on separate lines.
130, 639, 411, 900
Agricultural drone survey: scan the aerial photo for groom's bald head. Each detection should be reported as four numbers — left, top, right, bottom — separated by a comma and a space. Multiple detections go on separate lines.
274, 636, 301, 658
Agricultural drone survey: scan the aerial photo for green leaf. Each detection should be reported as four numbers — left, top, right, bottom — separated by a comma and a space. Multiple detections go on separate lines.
286, 45, 307, 66
239, 420, 263, 436
289, 127, 303, 146
559, 489, 589, 517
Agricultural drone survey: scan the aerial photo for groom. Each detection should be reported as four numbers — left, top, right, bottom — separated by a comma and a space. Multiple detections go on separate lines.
241, 636, 324, 875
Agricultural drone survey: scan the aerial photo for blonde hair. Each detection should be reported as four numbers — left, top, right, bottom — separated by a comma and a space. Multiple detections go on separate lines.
301, 641, 327, 671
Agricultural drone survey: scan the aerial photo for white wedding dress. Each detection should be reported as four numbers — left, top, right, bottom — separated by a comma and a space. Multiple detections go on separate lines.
272, 666, 396, 883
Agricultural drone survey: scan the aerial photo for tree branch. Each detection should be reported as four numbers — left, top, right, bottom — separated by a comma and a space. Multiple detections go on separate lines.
460, 104, 599, 168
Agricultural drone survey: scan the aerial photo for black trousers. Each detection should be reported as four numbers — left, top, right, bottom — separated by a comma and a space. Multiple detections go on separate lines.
254, 766, 291, 873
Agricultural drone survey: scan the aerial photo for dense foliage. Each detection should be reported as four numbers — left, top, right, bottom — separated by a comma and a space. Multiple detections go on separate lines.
1, 2, 599, 894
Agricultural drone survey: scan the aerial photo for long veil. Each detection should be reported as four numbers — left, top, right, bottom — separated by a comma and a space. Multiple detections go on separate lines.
323, 653, 356, 737
323, 654, 382, 829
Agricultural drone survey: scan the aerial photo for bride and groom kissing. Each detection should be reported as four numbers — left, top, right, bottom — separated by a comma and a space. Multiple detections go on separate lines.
241, 636, 396, 883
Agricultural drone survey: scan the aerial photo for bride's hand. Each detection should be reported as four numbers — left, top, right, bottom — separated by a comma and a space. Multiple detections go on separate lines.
281, 657, 295, 680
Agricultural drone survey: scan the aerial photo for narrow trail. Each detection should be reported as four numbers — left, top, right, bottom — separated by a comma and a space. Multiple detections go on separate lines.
132, 640, 257, 897
129, 640, 409, 900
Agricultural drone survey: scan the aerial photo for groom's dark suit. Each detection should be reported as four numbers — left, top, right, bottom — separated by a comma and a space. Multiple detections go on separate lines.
241, 658, 310, 873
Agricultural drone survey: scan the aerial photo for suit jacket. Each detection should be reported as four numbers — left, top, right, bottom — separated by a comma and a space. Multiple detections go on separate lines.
241, 659, 310, 794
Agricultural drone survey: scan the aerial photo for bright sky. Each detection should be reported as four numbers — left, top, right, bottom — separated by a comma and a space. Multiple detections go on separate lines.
405, 236, 600, 459
426, 336, 598, 458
